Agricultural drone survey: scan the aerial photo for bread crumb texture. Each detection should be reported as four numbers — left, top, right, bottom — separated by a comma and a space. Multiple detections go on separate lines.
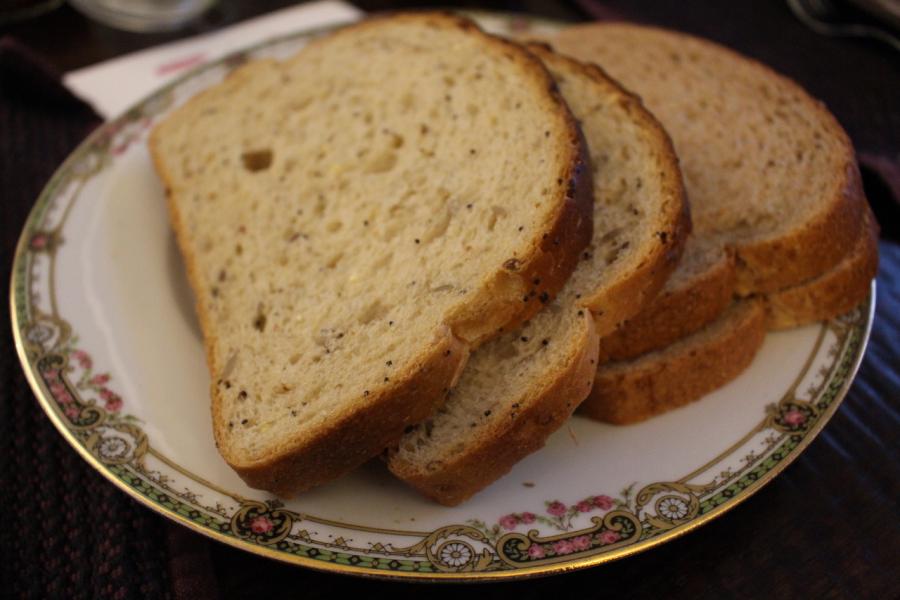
150, 14, 588, 481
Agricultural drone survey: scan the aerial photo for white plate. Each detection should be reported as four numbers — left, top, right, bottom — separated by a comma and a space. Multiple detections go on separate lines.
10, 13, 874, 581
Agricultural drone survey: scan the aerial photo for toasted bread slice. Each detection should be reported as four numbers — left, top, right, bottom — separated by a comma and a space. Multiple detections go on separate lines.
584, 300, 766, 424
150, 13, 594, 496
386, 45, 688, 505
598, 235, 735, 362
553, 23, 866, 295
765, 206, 878, 329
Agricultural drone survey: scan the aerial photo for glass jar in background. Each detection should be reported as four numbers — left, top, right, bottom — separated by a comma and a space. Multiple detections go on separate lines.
68, 0, 216, 32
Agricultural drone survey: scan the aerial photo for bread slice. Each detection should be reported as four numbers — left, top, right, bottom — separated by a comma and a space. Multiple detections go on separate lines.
583, 300, 766, 424
149, 13, 594, 496
386, 45, 689, 505
552, 23, 867, 296
764, 206, 879, 329
597, 235, 735, 362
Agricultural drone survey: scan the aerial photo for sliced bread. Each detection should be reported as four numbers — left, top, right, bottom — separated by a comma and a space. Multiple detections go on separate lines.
386, 45, 688, 505
149, 13, 594, 496
552, 23, 867, 296
584, 300, 766, 424
764, 206, 879, 329
597, 235, 735, 362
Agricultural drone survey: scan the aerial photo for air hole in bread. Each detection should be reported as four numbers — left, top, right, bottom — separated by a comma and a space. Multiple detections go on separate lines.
487, 206, 508, 231
358, 299, 388, 325
366, 150, 397, 173
242, 149, 273, 172
253, 304, 267, 332
325, 252, 343, 269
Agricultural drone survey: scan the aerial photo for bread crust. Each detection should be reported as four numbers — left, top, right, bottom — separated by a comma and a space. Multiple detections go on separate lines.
764, 205, 879, 330
150, 13, 593, 496
734, 162, 866, 294
446, 125, 593, 344
543, 49, 690, 336
228, 328, 469, 496
598, 246, 736, 362
581, 300, 766, 424
153, 130, 472, 496
388, 312, 598, 506
387, 46, 688, 505
554, 23, 867, 295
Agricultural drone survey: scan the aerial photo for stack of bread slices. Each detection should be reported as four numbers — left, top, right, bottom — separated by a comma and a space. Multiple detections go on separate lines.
150, 13, 878, 505
551, 23, 879, 426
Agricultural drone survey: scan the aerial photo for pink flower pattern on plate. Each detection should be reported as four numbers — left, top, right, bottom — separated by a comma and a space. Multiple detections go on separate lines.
90, 374, 110, 386
552, 540, 575, 555
527, 544, 546, 559
72, 350, 92, 369
249, 516, 273, 534
572, 535, 592, 551
575, 501, 592, 513
783, 409, 807, 427
499, 515, 518, 530
593, 495, 614, 511
597, 530, 621, 545
104, 394, 123, 413
31, 233, 49, 250
45, 347, 124, 419
546, 501, 567, 516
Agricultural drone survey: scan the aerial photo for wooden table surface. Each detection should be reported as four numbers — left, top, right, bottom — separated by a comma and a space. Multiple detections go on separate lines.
1, 1, 898, 598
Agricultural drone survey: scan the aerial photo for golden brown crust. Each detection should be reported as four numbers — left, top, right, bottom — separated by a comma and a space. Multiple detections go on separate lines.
734, 162, 866, 294
388, 312, 599, 506
598, 247, 736, 362
579, 91, 689, 336
447, 127, 592, 345
554, 22, 867, 295
530, 46, 690, 336
230, 328, 469, 496
763, 204, 879, 330
444, 41, 594, 345
581, 300, 766, 424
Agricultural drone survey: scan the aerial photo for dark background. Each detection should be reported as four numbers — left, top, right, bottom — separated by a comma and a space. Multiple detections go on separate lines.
1, 1, 898, 598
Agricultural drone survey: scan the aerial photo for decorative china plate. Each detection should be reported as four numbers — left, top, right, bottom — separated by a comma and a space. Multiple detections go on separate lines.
10, 14, 874, 581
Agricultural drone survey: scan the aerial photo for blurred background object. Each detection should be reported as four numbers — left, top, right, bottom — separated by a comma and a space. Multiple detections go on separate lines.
68, 0, 217, 32
788, 0, 900, 51
0, 0, 63, 26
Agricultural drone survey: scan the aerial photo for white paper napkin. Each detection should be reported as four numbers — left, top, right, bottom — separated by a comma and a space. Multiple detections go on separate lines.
63, 0, 362, 119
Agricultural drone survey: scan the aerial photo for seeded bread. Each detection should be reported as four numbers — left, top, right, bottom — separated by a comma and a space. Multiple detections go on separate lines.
597, 236, 735, 362
150, 13, 594, 496
584, 300, 766, 424
386, 45, 688, 506
553, 23, 866, 296
765, 206, 879, 330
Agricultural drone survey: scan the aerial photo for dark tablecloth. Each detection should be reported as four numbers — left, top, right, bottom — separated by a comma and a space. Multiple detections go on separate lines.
1, 2, 898, 598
